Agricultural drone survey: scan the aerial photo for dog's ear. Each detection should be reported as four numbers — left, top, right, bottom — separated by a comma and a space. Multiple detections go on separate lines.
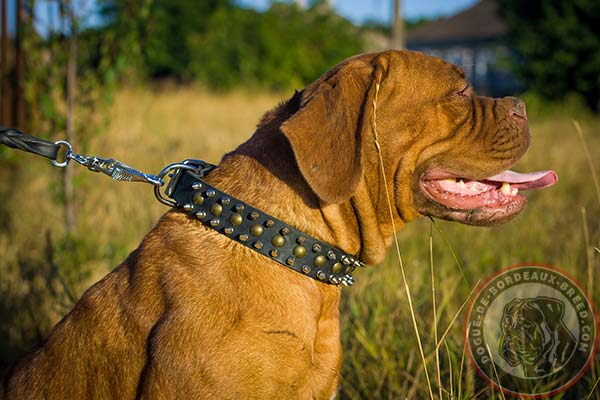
281, 57, 388, 204
534, 296, 565, 325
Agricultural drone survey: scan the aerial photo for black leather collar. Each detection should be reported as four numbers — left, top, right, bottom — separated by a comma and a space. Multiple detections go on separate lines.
165, 160, 362, 286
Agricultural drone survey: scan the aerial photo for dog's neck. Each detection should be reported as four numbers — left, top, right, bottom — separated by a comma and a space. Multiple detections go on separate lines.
204, 130, 391, 271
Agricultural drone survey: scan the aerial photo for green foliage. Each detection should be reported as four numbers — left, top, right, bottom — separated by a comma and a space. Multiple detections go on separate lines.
103, 1, 364, 90
519, 91, 594, 121
498, 0, 600, 111
188, 4, 364, 90
142, 0, 232, 78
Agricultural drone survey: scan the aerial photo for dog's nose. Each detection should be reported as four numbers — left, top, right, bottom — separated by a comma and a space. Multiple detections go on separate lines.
508, 97, 527, 119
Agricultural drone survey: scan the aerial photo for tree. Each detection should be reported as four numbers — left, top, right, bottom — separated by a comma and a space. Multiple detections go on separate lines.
187, 3, 364, 90
497, 0, 600, 110
135, 0, 230, 79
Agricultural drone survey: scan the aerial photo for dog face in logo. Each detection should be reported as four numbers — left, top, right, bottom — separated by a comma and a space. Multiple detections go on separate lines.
499, 296, 576, 377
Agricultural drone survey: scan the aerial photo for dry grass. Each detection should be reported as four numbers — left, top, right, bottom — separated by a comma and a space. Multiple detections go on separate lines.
0, 86, 599, 398
79, 86, 283, 274
341, 115, 600, 398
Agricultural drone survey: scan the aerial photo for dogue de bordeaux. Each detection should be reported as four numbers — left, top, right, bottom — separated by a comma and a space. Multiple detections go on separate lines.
1, 50, 557, 399
500, 297, 576, 377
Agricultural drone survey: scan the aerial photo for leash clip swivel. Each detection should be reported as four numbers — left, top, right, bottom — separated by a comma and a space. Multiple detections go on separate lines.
51, 140, 215, 208
51, 140, 163, 186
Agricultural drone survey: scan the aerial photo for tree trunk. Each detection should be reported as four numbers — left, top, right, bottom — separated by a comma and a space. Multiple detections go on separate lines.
15, 0, 25, 129
1, 0, 11, 125
64, 1, 77, 234
391, 0, 405, 50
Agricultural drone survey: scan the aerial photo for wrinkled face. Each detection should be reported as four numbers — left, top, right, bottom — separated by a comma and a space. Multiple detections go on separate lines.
281, 50, 556, 230
373, 52, 557, 226
500, 301, 548, 366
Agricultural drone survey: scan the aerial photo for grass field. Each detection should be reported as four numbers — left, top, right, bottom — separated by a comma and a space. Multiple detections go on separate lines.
0, 86, 599, 398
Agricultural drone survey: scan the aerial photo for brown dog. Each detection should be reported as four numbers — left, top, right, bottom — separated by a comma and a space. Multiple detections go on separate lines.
1, 50, 556, 399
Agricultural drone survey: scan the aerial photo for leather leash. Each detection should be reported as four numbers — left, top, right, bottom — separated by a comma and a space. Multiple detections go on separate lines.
0, 126, 362, 286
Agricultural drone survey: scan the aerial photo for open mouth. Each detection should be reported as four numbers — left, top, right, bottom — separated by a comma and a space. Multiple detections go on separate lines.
419, 169, 558, 223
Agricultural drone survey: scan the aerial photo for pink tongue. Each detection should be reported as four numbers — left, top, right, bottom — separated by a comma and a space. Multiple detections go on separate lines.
484, 169, 558, 190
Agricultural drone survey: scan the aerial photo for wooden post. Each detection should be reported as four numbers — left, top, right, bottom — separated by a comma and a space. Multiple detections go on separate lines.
391, 0, 405, 50
64, 0, 78, 233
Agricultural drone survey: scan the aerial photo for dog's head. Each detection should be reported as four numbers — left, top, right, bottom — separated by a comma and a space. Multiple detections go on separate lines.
499, 297, 574, 371
279, 50, 556, 236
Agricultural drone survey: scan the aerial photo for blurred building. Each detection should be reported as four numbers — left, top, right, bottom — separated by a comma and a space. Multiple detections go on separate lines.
406, 0, 520, 96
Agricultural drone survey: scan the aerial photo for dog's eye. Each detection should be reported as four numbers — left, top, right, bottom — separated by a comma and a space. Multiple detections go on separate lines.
458, 85, 471, 96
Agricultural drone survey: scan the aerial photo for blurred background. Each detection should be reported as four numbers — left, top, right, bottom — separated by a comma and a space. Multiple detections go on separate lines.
0, 0, 599, 398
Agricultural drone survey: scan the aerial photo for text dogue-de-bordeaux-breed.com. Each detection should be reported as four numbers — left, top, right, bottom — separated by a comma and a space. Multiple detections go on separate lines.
1, 50, 557, 399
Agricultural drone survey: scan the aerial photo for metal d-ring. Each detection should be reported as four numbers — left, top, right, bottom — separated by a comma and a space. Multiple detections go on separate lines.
51, 140, 73, 168
154, 162, 202, 207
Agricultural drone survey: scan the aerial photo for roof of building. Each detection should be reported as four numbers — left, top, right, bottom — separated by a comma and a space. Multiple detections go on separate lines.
407, 0, 507, 46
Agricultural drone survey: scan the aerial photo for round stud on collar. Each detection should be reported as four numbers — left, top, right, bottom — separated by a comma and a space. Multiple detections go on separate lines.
183, 203, 194, 211
210, 203, 223, 216
314, 255, 326, 267
301, 265, 311, 274
271, 234, 285, 247
239, 234, 249, 241
312, 243, 322, 253
264, 219, 275, 228
250, 224, 264, 237
193, 192, 204, 205
345, 266, 355, 274
206, 189, 216, 198
329, 275, 340, 284
253, 241, 264, 249
270, 249, 279, 257
235, 204, 245, 212
286, 256, 295, 266
209, 218, 220, 227
280, 227, 291, 235
293, 245, 306, 258
224, 227, 234, 235
316, 271, 326, 280
249, 211, 259, 220
191, 182, 203, 190
296, 236, 306, 244
220, 196, 231, 205
341, 255, 352, 265
327, 251, 336, 260
230, 213, 243, 226
332, 262, 342, 274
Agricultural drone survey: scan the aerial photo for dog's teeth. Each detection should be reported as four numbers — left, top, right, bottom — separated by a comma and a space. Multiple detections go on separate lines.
511, 187, 519, 195
444, 178, 457, 184
500, 182, 511, 195
457, 179, 465, 187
